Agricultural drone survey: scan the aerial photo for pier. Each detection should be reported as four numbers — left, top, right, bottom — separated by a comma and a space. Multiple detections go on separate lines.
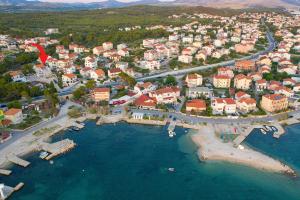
233, 126, 258, 147
6, 154, 30, 167
0, 183, 24, 200
0, 169, 11, 176
39, 139, 76, 160
167, 121, 176, 133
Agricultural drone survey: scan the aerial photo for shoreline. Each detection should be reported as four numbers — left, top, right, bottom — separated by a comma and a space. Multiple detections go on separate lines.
0, 113, 297, 178
190, 125, 296, 177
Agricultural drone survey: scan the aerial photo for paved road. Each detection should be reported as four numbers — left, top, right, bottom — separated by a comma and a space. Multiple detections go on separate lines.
131, 108, 300, 125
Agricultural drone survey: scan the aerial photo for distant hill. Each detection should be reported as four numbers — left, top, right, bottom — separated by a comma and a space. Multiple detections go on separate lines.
0, 0, 299, 12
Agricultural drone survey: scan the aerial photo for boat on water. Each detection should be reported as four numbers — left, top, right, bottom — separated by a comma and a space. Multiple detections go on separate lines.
260, 128, 267, 135
49, 160, 54, 164
272, 127, 277, 131
265, 125, 272, 131
72, 126, 80, 131
168, 168, 175, 172
168, 130, 176, 138
39, 151, 49, 159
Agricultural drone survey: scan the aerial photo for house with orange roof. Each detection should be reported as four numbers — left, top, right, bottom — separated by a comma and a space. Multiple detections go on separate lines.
255, 79, 268, 91
134, 95, 156, 110
85, 56, 98, 69
293, 83, 300, 92
185, 73, 203, 88
108, 68, 122, 79
149, 86, 180, 104
234, 74, 252, 90
62, 73, 77, 87
211, 98, 236, 115
217, 67, 234, 78
92, 88, 110, 102
8, 70, 27, 82
236, 98, 257, 113
90, 69, 106, 82
186, 99, 206, 113
235, 91, 251, 100
33, 63, 52, 77
274, 86, 294, 97
213, 75, 231, 88
235, 60, 256, 71
134, 82, 157, 95
4, 108, 23, 124
261, 94, 288, 112
283, 78, 297, 86
93, 46, 105, 56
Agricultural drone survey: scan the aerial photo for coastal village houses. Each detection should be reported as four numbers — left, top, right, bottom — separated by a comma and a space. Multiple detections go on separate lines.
261, 94, 288, 112
92, 88, 110, 102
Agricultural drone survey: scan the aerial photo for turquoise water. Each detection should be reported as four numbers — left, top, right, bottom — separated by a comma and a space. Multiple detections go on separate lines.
1, 122, 300, 200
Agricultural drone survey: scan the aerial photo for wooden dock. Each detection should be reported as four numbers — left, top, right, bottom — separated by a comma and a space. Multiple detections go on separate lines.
39, 139, 76, 160
6, 154, 30, 167
0, 169, 12, 176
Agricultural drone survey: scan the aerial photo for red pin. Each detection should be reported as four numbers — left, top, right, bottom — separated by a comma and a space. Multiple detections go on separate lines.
30, 43, 49, 64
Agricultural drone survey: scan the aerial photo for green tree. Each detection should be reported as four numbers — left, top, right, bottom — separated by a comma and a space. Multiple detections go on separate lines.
7, 100, 22, 109
164, 75, 177, 86
72, 86, 86, 100
85, 80, 96, 90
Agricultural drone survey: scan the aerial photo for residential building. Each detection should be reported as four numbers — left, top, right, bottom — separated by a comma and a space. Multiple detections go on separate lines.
261, 94, 288, 112
149, 86, 180, 104
4, 108, 23, 124
185, 73, 203, 88
92, 88, 110, 102
211, 98, 237, 115
234, 74, 252, 90
62, 73, 77, 87
186, 99, 206, 112
237, 98, 257, 113
213, 75, 231, 88
235, 60, 256, 71
187, 87, 212, 99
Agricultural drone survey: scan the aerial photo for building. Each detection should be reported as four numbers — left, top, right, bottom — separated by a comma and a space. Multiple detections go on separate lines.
235, 60, 256, 71
211, 98, 236, 115
103, 42, 113, 51
185, 73, 203, 88
92, 88, 110, 102
178, 55, 193, 64
234, 74, 252, 90
213, 75, 231, 88
186, 99, 206, 112
4, 108, 23, 124
217, 67, 234, 78
149, 86, 180, 104
108, 68, 122, 79
134, 95, 156, 110
261, 94, 288, 112
90, 69, 106, 81
237, 98, 257, 113
187, 87, 212, 99
62, 74, 77, 87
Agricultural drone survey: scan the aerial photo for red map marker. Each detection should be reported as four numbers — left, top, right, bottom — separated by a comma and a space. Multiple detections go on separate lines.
30, 43, 49, 65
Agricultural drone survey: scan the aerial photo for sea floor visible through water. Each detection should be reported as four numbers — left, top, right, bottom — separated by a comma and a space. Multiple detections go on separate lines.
1, 121, 300, 200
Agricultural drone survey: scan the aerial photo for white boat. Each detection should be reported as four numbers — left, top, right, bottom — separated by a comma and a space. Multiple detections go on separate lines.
272, 127, 277, 131
260, 129, 267, 135
168, 168, 175, 172
265, 126, 272, 131
168, 130, 176, 138
238, 145, 245, 150
39, 151, 49, 159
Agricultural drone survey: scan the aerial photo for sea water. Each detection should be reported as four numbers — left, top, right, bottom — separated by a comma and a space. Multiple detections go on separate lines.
1, 121, 300, 200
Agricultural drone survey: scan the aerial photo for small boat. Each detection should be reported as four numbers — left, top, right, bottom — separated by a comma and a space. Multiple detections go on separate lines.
168, 130, 176, 138
168, 168, 175, 172
272, 127, 277, 131
39, 151, 49, 159
260, 128, 267, 135
72, 126, 80, 131
238, 145, 245, 150
265, 125, 272, 131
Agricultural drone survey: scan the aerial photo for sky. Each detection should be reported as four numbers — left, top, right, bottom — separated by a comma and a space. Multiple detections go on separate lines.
40, 0, 140, 2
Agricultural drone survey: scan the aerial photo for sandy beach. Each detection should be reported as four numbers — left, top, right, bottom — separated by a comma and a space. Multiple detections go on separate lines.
190, 125, 296, 176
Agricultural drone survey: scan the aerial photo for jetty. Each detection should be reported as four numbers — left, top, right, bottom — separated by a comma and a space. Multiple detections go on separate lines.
39, 139, 76, 160
167, 121, 176, 133
6, 154, 30, 167
0, 182, 24, 200
233, 125, 261, 147
0, 169, 11, 176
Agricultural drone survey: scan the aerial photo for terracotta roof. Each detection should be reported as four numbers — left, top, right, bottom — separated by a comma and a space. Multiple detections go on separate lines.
239, 98, 256, 105
63, 73, 76, 79
93, 88, 110, 93
152, 87, 180, 95
5, 108, 22, 116
214, 75, 231, 79
134, 95, 156, 107
263, 94, 286, 101
94, 69, 105, 76
186, 99, 206, 109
